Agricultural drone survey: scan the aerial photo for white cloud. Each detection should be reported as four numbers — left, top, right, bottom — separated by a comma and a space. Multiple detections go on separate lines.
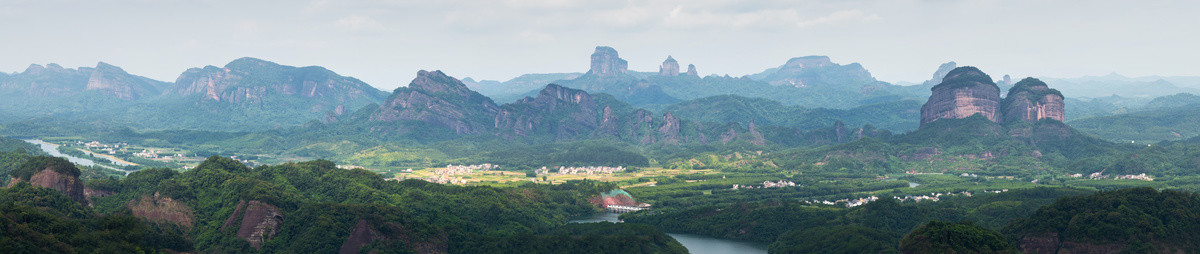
335, 15, 384, 31
796, 9, 882, 28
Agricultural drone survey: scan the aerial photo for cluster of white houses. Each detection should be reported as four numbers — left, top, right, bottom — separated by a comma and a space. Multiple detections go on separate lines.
1070, 172, 1154, 181
436, 164, 497, 175
807, 189, 1011, 208
731, 180, 798, 190
554, 166, 626, 175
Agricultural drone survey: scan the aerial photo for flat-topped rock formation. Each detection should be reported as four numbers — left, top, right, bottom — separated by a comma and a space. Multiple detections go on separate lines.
920, 66, 1002, 126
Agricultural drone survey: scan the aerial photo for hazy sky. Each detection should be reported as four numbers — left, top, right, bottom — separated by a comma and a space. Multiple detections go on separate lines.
1, 0, 1197, 90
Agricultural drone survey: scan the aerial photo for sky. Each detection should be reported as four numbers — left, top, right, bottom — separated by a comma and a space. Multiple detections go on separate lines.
1, 0, 1197, 90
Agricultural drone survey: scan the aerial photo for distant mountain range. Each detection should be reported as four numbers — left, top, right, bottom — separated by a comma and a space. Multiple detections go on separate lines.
0, 58, 387, 131
4, 46, 1200, 144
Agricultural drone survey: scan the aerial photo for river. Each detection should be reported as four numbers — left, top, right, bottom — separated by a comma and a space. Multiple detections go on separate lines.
569, 213, 769, 254
23, 139, 134, 176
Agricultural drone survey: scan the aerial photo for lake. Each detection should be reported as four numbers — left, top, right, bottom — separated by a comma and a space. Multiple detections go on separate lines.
569, 212, 769, 254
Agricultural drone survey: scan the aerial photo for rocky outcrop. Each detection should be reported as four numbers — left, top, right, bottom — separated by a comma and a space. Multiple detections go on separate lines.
0, 63, 93, 97
371, 70, 501, 135
339, 220, 382, 254
747, 120, 766, 145
922, 61, 957, 86
658, 56, 680, 76
758, 56, 878, 88
1002, 78, 1065, 123
85, 62, 165, 100
658, 112, 681, 144
127, 192, 194, 229
495, 84, 601, 140
919, 67, 1002, 126
221, 200, 284, 249
587, 46, 628, 77
9, 169, 88, 205
168, 57, 385, 111
685, 64, 698, 77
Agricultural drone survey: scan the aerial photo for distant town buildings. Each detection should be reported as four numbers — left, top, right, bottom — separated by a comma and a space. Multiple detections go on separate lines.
732, 180, 798, 190
556, 166, 624, 175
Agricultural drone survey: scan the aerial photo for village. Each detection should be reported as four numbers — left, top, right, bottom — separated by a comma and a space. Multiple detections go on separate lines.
806, 189, 1011, 208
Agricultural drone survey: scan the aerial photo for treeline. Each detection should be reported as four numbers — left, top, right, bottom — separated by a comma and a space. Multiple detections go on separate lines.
1, 155, 691, 253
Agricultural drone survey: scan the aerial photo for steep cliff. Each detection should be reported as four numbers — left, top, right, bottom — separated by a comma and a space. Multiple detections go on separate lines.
922, 61, 957, 86
919, 67, 1001, 126
7, 156, 88, 205
495, 84, 603, 140
127, 192, 195, 230
685, 64, 698, 77
370, 70, 501, 135
221, 200, 284, 249
755, 56, 879, 89
659, 56, 680, 76
168, 57, 386, 111
1001, 78, 1065, 124
558, 46, 680, 106
85, 62, 167, 100
587, 46, 628, 77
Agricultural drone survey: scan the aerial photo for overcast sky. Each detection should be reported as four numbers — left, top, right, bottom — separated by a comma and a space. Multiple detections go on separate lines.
1, 0, 1197, 90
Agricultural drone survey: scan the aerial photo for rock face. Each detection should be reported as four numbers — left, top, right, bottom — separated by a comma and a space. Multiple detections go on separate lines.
371, 70, 501, 135
495, 84, 602, 139
920, 67, 1068, 127
757, 56, 878, 88
0, 62, 165, 100
85, 62, 165, 100
127, 192, 194, 229
168, 57, 385, 111
9, 169, 88, 205
919, 67, 1002, 126
587, 46, 628, 77
923, 61, 958, 86
686, 64, 698, 77
339, 220, 382, 254
658, 56, 680, 76
1001, 78, 1065, 123
221, 200, 284, 249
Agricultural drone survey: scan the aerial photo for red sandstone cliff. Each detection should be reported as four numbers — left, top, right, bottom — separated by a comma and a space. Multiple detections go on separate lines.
1002, 78, 1065, 123
221, 200, 284, 249
127, 192, 195, 230
919, 66, 1002, 126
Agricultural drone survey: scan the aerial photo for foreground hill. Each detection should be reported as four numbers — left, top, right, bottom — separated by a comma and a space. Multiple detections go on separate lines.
0, 155, 685, 253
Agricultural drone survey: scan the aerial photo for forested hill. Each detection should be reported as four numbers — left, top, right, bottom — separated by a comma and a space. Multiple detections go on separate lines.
0, 155, 686, 253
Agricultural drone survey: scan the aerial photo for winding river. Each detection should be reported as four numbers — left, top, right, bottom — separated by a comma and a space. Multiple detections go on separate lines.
23, 139, 134, 176
569, 213, 769, 254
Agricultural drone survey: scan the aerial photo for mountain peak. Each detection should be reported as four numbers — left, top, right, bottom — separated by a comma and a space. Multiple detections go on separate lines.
659, 56, 680, 76
224, 57, 280, 70
782, 56, 833, 69
587, 46, 628, 77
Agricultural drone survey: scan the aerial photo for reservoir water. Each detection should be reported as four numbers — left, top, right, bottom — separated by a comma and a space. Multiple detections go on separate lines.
569, 213, 769, 254
23, 139, 133, 175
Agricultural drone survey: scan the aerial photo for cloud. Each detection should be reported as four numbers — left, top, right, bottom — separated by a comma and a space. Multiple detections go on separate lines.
335, 15, 384, 31
796, 9, 882, 28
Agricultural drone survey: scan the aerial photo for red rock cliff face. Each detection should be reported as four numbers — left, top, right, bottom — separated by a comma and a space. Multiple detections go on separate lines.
10, 169, 88, 205
919, 67, 1002, 126
221, 200, 284, 249
127, 193, 194, 230
1002, 78, 1065, 123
